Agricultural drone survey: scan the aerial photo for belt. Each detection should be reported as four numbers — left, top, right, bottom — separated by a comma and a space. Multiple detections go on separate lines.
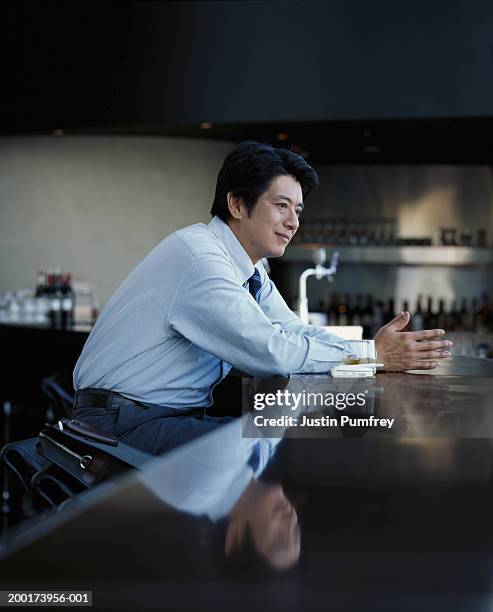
73, 388, 205, 417
74, 388, 127, 410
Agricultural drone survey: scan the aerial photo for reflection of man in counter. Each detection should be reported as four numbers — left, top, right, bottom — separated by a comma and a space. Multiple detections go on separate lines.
73, 141, 452, 454
139, 419, 300, 570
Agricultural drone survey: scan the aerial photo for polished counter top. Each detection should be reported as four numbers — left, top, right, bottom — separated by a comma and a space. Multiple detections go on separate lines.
2, 357, 493, 611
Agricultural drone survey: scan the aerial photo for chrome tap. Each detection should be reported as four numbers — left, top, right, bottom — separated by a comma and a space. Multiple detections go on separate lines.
298, 249, 339, 323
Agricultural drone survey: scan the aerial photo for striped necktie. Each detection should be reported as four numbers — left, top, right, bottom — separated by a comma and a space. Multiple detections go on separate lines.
248, 267, 262, 303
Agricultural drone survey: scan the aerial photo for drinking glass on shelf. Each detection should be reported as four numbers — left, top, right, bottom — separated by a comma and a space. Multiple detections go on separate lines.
323, 220, 335, 245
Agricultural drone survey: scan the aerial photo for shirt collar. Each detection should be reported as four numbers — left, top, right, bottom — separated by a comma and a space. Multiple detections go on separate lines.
208, 216, 255, 284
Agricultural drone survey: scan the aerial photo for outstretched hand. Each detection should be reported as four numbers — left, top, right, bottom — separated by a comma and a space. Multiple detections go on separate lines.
374, 311, 453, 372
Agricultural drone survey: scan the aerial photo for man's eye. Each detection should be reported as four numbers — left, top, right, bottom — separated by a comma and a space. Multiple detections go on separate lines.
277, 203, 288, 209
295, 209, 302, 216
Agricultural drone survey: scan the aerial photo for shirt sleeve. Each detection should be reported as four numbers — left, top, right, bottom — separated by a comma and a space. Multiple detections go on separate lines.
258, 277, 374, 361
167, 253, 349, 376
257, 267, 351, 342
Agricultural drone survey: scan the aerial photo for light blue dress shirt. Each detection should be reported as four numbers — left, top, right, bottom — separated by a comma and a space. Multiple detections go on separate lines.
73, 216, 352, 408
138, 419, 280, 521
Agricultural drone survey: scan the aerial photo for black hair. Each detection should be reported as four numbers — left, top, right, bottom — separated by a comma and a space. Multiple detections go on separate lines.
210, 141, 319, 222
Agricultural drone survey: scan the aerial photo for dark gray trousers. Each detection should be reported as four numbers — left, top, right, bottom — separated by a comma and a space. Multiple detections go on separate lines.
72, 390, 234, 456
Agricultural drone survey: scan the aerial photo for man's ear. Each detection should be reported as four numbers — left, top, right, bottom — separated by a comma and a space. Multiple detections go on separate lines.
227, 192, 244, 220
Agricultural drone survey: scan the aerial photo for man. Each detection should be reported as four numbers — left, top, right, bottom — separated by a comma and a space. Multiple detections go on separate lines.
73, 141, 452, 454
139, 417, 298, 570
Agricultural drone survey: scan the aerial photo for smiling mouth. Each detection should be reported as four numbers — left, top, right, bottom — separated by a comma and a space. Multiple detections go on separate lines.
276, 233, 290, 243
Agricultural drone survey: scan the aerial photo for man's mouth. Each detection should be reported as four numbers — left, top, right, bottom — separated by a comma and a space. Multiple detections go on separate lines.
275, 232, 290, 243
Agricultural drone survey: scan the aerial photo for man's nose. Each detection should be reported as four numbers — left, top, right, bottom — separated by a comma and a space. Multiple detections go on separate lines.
285, 209, 299, 231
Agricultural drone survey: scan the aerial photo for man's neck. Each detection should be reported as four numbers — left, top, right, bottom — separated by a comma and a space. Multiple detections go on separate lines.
225, 219, 259, 265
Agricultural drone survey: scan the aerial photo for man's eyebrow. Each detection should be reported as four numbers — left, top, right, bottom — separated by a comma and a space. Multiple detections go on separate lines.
275, 195, 304, 209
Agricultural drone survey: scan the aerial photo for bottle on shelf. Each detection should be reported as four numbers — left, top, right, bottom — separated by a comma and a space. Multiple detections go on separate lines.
447, 299, 459, 331
458, 298, 469, 331
61, 274, 75, 330
484, 296, 493, 331
352, 293, 363, 327
383, 298, 395, 324
476, 229, 488, 247
425, 296, 437, 329
361, 294, 374, 339
372, 300, 384, 337
470, 297, 478, 332
436, 298, 447, 330
337, 295, 348, 326
412, 295, 424, 331
476, 293, 492, 334
327, 293, 338, 326
459, 227, 472, 246
35, 270, 46, 298
48, 268, 63, 329
344, 293, 354, 325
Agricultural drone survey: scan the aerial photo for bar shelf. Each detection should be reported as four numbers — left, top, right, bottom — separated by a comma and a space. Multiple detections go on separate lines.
282, 245, 493, 266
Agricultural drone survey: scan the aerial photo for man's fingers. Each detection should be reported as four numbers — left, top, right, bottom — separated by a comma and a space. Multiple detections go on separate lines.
407, 329, 446, 341
414, 350, 451, 359
414, 339, 453, 351
384, 311, 410, 332
407, 361, 440, 370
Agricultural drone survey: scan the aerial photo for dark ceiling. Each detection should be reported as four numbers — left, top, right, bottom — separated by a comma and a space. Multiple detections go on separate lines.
2, 1, 493, 164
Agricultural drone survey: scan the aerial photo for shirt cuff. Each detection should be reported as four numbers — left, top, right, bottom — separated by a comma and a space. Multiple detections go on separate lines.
297, 335, 347, 373
343, 340, 377, 361
296, 337, 376, 373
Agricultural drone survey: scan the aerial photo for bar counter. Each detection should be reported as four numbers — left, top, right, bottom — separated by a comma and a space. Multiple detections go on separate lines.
1, 358, 493, 611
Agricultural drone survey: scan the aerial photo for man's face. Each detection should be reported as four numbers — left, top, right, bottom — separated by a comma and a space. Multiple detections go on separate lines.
225, 481, 301, 570
248, 483, 300, 569
229, 174, 303, 264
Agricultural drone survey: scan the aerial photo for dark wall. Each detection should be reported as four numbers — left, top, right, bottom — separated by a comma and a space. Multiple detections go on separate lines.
2, 1, 493, 133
